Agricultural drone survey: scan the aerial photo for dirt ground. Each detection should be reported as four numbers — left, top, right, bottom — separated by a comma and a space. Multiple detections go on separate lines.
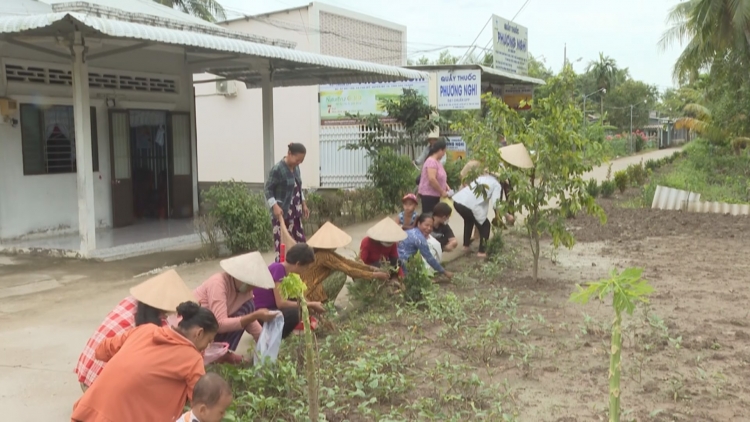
434, 192, 750, 421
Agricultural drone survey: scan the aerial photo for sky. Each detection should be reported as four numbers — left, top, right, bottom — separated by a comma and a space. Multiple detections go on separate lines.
218, 0, 685, 92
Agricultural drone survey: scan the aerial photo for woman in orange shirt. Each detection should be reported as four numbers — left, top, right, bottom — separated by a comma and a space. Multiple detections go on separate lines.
71, 302, 219, 422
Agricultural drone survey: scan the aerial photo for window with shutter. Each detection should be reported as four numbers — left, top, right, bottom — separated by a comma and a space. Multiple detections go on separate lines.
20, 104, 100, 175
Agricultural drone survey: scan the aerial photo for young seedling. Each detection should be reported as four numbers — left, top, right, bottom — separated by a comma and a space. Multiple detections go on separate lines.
279, 273, 319, 422
570, 267, 654, 422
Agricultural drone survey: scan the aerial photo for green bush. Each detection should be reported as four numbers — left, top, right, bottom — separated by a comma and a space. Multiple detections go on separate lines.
305, 187, 390, 234
626, 162, 648, 187
202, 181, 273, 254
585, 178, 600, 198
367, 148, 418, 211
403, 252, 435, 303
613, 170, 629, 193
601, 180, 616, 198
444, 156, 464, 189
485, 230, 504, 258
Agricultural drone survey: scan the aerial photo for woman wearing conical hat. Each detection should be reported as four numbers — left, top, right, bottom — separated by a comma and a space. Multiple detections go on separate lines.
360, 217, 407, 277
193, 252, 282, 360
298, 222, 390, 303
74, 269, 196, 392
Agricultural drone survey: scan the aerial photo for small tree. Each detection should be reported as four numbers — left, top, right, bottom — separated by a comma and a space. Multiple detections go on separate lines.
279, 274, 318, 422
344, 88, 441, 153
570, 267, 654, 422
453, 67, 606, 280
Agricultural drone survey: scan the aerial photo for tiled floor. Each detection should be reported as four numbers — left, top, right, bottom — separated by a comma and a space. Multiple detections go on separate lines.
0, 219, 202, 260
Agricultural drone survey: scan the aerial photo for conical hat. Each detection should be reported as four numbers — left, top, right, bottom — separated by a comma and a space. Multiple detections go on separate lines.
366, 217, 407, 243
460, 160, 482, 179
219, 251, 274, 289
129, 269, 197, 312
307, 222, 352, 249
499, 143, 534, 169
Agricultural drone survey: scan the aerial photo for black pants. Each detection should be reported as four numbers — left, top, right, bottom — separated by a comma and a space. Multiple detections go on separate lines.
420, 195, 441, 214
454, 202, 491, 253
260, 306, 301, 339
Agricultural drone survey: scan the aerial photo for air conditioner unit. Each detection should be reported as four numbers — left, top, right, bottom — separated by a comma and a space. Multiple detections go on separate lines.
215, 80, 238, 97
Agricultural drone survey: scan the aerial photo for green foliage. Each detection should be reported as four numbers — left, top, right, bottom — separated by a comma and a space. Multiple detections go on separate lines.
485, 230, 505, 259
279, 273, 318, 422
443, 156, 463, 190
403, 252, 435, 303
453, 67, 606, 280
367, 148, 419, 211
626, 161, 648, 187
600, 180, 616, 198
604, 79, 659, 131
648, 140, 750, 204
344, 89, 440, 153
585, 178, 600, 198
305, 187, 390, 233
570, 267, 654, 422
613, 171, 629, 193
202, 181, 272, 254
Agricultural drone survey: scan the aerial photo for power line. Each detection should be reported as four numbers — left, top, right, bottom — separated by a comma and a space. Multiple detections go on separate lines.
458, 16, 492, 64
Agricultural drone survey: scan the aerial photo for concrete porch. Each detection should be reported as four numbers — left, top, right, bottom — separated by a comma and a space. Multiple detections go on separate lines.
0, 219, 201, 261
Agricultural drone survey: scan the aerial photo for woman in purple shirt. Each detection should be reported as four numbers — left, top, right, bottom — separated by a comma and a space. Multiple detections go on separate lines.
253, 243, 321, 339
418, 139, 451, 214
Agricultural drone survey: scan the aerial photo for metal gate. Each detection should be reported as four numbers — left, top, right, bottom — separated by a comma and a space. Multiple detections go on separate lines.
319, 123, 409, 188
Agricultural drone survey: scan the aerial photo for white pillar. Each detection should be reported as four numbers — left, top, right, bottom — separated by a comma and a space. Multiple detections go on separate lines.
72, 32, 96, 255
261, 70, 275, 182
187, 70, 199, 215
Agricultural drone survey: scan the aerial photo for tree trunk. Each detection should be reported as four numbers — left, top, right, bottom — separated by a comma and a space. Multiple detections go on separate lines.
531, 232, 540, 281
609, 309, 622, 422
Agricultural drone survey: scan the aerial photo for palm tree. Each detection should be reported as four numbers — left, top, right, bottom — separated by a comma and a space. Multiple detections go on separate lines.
660, 0, 750, 83
586, 53, 619, 119
154, 0, 226, 22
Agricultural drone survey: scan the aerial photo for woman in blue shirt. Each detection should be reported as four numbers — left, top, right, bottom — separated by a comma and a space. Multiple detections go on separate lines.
397, 214, 453, 278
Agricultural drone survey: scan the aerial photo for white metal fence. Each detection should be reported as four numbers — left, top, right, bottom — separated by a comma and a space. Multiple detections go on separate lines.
319, 123, 412, 188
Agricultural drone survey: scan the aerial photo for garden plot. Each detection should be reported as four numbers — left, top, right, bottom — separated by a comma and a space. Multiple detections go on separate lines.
218, 194, 750, 422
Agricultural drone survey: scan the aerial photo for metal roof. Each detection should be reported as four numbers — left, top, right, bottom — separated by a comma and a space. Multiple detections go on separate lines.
406, 64, 546, 86
0, 12, 428, 87
1, 0, 53, 17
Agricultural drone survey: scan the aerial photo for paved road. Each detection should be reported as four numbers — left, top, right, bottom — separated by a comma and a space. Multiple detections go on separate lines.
0, 147, 681, 420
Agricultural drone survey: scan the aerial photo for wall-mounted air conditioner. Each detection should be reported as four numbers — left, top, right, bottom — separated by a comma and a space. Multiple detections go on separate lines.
215, 80, 238, 97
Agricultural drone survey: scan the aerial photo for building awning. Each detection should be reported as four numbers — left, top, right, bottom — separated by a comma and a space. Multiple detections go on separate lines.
0, 11, 428, 87
406, 64, 545, 86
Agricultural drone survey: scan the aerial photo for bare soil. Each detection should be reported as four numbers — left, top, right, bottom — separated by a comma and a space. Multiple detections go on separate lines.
420, 190, 750, 421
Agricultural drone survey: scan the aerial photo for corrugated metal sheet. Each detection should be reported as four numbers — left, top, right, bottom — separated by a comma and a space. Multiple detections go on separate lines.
652, 185, 750, 216
407, 64, 546, 86
0, 13, 428, 86
686, 201, 750, 216
651, 185, 701, 211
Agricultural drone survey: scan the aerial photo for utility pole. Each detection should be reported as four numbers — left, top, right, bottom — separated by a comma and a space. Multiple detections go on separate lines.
564, 43, 567, 67
630, 104, 634, 154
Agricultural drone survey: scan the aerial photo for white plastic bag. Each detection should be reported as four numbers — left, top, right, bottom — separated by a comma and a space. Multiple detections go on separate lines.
254, 313, 284, 365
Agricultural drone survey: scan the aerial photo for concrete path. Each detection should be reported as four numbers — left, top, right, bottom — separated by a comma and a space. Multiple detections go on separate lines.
0, 147, 680, 420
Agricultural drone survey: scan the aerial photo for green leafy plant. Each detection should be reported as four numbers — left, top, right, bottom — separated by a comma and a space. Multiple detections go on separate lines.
202, 181, 272, 254
570, 267, 655, 422
403, 252, 434, 303
367, 148, 418, 210
443, 156, 464, 190
613, 170, 629, 193
454, 67, 606, 280
279, 273, 319, 422
585, 178, 600, 198
601, 180, 616, 198
484, 230, 505, 259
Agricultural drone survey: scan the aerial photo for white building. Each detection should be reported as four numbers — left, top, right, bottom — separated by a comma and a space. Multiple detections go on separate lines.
195, 2, 407, 190
0, 0, 424, 258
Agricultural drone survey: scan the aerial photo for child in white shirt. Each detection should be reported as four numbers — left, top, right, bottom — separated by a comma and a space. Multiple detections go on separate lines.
176, 373, 233, 422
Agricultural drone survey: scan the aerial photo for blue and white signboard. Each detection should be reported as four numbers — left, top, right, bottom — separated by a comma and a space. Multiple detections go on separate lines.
437, 69, 481, 110
492, 14, 529, 75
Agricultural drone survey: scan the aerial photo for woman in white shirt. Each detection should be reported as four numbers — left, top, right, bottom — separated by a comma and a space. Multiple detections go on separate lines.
451, 172, 504, 258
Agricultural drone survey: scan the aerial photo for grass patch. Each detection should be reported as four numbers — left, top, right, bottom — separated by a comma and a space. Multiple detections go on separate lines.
644, 140, 750, 205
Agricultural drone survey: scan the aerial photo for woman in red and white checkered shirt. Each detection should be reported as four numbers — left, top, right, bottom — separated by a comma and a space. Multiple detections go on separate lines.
74, 269, 195, 392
